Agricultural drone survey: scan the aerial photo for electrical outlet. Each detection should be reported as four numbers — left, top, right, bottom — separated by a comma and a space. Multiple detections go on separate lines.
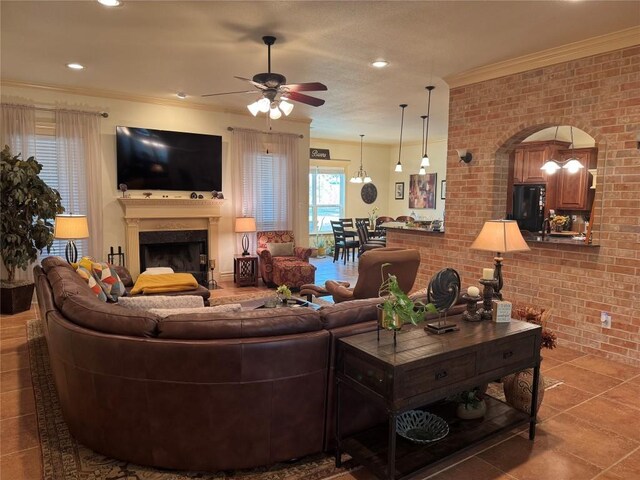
600, 311, 612, 329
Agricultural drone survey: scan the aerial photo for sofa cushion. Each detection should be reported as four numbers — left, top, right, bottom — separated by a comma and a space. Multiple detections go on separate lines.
157, 308, 323, 340
319, 297, 382, 330
112, 265, 133, 288
60, 294, 159, 337
149, 304, 241, 318
267, 242, 294, 256
43, 258, 97, 310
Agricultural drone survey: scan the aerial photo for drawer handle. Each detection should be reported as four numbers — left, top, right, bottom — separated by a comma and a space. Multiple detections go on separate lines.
435, 370, 448, 380
503, 351, 514, 359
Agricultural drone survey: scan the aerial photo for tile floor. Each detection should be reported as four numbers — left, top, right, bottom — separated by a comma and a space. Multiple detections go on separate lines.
1, 257, 639, 479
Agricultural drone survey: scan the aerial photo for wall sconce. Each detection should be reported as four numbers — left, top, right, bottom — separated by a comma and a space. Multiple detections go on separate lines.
457, 149, 473, 163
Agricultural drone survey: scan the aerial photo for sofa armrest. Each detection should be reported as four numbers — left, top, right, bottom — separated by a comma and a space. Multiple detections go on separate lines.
257, 248, 273, 264
325, 280, 354, 303
294, 246, 312, 261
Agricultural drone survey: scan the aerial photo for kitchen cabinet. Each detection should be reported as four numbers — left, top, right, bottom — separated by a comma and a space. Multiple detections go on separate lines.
513, 141, 569, 184
555, 147, 597, 210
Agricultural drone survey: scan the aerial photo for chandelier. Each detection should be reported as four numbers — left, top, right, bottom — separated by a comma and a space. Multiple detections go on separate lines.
350, 134, 372, 183
540, 126, 584, 174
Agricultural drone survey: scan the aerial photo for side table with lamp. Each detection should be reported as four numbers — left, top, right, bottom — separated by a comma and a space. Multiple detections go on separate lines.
234, 217, 258, 286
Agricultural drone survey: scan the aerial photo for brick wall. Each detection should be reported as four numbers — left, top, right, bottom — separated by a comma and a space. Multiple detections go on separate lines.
390, 45, 640, 365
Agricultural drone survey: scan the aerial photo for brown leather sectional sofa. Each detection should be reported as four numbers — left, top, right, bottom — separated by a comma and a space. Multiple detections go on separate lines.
34, 256, 462, 472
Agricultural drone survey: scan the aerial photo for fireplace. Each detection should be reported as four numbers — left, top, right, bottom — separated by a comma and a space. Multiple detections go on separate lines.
118, 197, 222, 281
139, 230, 207, 285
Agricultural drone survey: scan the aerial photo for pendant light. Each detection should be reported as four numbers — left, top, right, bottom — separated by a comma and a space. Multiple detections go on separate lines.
419, 115, 427, 175
420, 86, 435, 174
540, 126, 584, 174
563, 126, 584, 174
395, 104, 407, 173
350, 134, 372, 184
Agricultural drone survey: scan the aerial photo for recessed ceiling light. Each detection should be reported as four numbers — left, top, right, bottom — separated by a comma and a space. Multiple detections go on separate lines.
66, 63, 85, 70
176, 92, 187, 99
98, 0, 121, 6
371, 60, 389, 68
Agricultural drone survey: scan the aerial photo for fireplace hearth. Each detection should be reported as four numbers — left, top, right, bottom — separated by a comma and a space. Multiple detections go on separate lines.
139, 230, 207, 285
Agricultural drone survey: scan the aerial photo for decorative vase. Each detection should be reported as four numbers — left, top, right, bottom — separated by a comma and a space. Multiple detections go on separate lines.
456, 399, 487, 420
0, 281, 35, 315
502, 368, 545, 414
316, 247, 326, 258
554, 224, 563, 232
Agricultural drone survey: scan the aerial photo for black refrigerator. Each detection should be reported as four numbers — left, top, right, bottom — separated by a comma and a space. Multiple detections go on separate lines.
513, 184, 546, 232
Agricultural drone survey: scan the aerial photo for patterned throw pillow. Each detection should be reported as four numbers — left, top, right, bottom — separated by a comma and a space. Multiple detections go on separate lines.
75, 265, 108, 302
91, 262, 126, 302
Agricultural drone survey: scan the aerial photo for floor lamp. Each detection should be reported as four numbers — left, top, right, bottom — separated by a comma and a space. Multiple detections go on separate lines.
470, 220, 530, 300
235, 217, 257, 256
54, 214, 89, 264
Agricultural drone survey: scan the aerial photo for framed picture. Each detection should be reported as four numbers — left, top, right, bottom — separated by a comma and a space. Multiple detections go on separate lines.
409, 173, 437, 209
441, 180, 446, 200
394, 182, 405, 200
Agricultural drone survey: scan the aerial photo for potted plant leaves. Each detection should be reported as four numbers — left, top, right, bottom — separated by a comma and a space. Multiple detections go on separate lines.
454, 387, 487, 420
1, 146, 64, 314
377, 263, 437, 331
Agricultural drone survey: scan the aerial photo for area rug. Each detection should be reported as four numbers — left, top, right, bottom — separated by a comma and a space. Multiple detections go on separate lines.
26, 319, 356, 480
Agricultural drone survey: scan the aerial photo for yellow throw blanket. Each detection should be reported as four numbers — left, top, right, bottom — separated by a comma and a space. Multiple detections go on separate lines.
130, 273, 199, 295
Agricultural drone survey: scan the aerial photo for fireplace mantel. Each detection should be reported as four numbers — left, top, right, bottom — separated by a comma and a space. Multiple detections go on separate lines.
117, 197, 224, 280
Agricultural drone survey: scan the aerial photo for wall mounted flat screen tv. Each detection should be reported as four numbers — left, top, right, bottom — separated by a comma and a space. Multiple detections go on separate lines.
116, 126, 222, 191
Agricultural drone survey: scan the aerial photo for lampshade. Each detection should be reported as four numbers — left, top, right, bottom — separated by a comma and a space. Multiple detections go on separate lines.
54, 215, 89, 239
269, 105, 282, 120
247, 101, 261, 116
470, 220, 530, 254
235, 217, 257, 233
279, 99, 294, 116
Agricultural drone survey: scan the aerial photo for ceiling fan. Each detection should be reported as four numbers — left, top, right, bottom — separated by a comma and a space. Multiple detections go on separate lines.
202, 35, 327, 119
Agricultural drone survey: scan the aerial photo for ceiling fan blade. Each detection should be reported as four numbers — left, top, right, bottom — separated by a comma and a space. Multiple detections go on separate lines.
282, 82, 327, 92
201, 90, 255, 97
234, 76, 267, 89
286, 91, 325, 107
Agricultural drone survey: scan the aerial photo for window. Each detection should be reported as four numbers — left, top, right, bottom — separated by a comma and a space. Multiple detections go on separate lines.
309, 166, 345, 234
36, 126, 88, 259
243, 153, 290, 231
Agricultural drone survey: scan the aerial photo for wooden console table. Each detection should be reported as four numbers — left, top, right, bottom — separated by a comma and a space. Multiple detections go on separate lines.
335, 316, 542, 480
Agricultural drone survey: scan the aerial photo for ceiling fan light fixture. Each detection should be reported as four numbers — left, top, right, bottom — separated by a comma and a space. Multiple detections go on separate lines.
279, 99, 294, 116
269, 105, 282, 120
247, 101, 261, 116
257, 97, 271, 113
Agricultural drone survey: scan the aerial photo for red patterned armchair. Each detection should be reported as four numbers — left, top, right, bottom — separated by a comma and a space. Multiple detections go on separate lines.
256, 231, 315, 289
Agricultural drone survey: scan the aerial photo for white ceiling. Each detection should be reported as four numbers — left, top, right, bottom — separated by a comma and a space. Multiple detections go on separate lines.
1, 1, 638, 144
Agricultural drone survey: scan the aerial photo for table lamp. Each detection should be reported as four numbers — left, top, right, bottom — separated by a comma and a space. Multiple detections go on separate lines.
54, 214, 89, 264
235, 217, 257, 256
470, 219, 530, 299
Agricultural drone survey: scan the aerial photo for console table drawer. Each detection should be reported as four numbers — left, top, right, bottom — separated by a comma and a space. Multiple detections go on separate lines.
399, 352, 476, 398
479, 334, 537, 374
343, 352, 389, 396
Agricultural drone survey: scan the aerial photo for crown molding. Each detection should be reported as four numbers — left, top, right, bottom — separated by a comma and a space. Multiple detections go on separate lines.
0, 79, 312, 125
445, 27, 640, 88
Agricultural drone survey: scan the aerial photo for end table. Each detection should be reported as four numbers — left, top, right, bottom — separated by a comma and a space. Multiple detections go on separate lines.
234, 255, 258, 287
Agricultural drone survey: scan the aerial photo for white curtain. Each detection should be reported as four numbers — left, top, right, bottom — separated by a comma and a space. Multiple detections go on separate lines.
231, 129, 300, 252
55, 110, 103, 259
1, 104, 37, 282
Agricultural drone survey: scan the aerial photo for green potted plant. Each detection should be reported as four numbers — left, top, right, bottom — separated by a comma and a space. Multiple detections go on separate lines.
377, 263, 436, 330
1, 145, 64, 314
454, 387, 487, 420
313, 235, 326, 258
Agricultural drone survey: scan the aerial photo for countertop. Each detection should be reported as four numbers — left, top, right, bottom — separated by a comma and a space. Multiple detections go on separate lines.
525, 234, 599, 247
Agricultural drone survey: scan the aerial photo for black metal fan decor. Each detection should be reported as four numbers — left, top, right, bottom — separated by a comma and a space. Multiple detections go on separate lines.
202, 36, 327, 119
425, 268, 461, 334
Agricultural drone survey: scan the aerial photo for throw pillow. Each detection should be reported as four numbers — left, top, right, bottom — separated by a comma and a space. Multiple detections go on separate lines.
91, 262, 126, 302
75, 265, 108, 302
267, 242, 294, 257
118, 295, 204, 310
148, 304, 242, 318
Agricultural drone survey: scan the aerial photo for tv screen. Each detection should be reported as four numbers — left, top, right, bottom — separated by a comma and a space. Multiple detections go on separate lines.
116, 126, 222, 191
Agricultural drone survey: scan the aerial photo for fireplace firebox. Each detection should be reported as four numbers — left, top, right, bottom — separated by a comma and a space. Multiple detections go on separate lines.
139, 230, 207, 285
